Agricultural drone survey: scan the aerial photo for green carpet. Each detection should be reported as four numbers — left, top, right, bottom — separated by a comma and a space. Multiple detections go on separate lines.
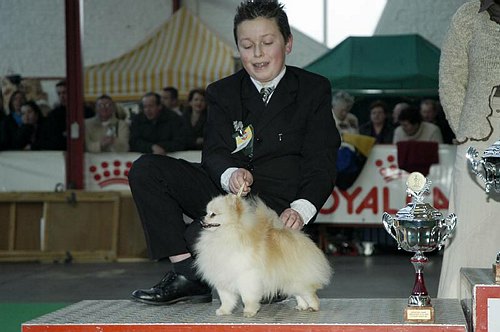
0, 303, 70, 332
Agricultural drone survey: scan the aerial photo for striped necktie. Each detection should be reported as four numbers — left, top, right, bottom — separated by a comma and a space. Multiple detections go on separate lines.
260, 86, 275, 104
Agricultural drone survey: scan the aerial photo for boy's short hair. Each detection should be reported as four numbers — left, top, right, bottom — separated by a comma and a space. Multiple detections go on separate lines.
233, 0, 291, 46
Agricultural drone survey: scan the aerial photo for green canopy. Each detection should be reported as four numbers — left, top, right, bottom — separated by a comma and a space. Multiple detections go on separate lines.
304, 34, 440, 96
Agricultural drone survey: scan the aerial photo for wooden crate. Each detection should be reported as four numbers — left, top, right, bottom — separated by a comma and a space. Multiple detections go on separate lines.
116, 192, 148, 260
0, 191, 120, 262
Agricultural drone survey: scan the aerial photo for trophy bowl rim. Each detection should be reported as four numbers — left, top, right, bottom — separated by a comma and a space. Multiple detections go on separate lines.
393, 218, 444, 227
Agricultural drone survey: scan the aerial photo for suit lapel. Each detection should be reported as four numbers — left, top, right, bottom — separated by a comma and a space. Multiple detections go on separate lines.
237, 68, 298, 132
256, 69, 298, 132
241, 75, 265, 126
223, 70, 247, 125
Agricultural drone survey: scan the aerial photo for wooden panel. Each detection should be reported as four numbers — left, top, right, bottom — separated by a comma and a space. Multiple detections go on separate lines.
15, 203, 43, 250
117, 193, 147, 259
44, 201, 115, 251
0, 203, 12, 250
0, 191, 120, 262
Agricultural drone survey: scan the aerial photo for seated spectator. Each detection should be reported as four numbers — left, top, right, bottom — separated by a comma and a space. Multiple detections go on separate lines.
44, 80, 68, 150
182, 88, 207, 150
420, 99, 456, 144
332, 91, 358, 135
161, 86, 183, 117
391, 102, 409, 127
8, 90, 27, 125
0, 90, 27, 150
85, 95, 129, 152
359, 100, 394, 144
129, 92, 188, 154
114, 103, 128, 121
12, 100, 52, 150
46, 80, 94, 150
18, 77, 51, 117
393, 106, 443, 143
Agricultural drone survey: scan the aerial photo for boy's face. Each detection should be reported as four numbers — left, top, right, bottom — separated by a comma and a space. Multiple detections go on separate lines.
236, 17, 292, 84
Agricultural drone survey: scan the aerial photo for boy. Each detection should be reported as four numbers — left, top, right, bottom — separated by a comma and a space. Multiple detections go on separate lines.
129, 0, 340, 305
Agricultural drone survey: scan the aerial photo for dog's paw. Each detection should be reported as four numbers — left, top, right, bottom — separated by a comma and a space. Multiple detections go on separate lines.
295, 304, 308, 311
242, 301, 260, 318
309, 303, 320, 311
295, 296, 309, 310
295, 305, 319, 312
295, 297, 320, 311
243, 309, 258, 318
295, 294, 320, 311
216, 308, 233, 316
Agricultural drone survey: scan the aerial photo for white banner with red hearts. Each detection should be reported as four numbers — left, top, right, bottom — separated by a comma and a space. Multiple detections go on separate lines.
0, 145, 456, 225
316, 144, 455, 224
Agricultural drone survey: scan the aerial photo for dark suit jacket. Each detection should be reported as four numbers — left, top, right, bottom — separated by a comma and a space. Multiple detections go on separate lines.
359, 120, 395, 144
129, 108, 189, 153
202, 66, 341, 217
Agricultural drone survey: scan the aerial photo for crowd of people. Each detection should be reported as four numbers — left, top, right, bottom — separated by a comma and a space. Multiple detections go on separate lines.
331, 90, 456, 145
0, 82, 208, 154
0, 79, 456, 156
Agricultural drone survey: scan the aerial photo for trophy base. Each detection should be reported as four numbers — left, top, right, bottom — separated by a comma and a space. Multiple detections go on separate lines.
494, 263, 500, 284
404, 306, 435, 323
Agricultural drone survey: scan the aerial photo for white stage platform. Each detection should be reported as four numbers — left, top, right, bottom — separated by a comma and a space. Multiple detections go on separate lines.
23, 298, 467, 332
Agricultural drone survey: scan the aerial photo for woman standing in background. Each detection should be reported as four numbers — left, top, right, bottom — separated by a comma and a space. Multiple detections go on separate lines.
437, 0, 500, 298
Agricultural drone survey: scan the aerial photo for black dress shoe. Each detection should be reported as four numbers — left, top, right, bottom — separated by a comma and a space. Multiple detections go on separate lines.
131, 271, 212, 305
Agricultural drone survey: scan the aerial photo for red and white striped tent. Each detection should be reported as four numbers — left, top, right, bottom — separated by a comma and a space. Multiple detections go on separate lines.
84, 7, 235, 101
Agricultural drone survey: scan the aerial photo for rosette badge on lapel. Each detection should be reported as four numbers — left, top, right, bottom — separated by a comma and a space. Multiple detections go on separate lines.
232, 120, 254, 157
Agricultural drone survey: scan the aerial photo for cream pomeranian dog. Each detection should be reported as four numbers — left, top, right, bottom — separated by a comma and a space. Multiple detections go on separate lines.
194, 194, 332, 317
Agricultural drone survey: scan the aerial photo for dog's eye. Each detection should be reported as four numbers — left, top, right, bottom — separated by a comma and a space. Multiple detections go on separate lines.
209, 212, 216, 218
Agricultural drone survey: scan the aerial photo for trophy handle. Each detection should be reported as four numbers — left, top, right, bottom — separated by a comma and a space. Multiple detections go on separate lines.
466, 146, 486, 182
382, 212, 398, 243
439, 213, 457, 245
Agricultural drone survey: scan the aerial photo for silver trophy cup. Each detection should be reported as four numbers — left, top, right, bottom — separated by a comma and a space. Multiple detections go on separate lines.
467, 140, 500, 283
382, 172, 457, 322
466, 140, 500, 194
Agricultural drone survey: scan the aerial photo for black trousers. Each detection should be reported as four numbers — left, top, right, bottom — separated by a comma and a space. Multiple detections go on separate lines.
128, 154, 223, 259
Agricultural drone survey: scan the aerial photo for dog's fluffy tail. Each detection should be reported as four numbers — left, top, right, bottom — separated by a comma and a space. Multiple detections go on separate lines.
252, 199, 333, 292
